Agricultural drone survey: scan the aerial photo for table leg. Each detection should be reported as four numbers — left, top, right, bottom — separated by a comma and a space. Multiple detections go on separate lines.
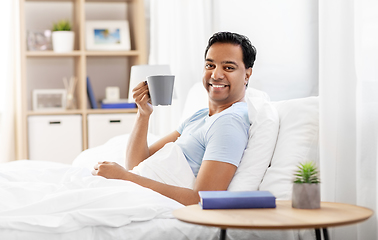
315, 228, 329, 240
220, 229, 227, 240
315, 229, 321, 240
323, 228, 329, 240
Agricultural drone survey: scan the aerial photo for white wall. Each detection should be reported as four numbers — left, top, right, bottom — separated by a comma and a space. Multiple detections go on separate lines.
145, 0, 319, 136
213, 0, 319, 101
24, 0, 319, 104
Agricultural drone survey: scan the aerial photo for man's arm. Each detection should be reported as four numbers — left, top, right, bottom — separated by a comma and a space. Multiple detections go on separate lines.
126, 81, 180, 170
94, 114, 244, 205
93, 160, 236, 205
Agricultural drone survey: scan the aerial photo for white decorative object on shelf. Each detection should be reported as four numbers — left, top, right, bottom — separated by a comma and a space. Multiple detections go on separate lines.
63, 77, 78, 110
105, 86, 120, 101
52, 31, 74, 52
86, 21, 131, 51
52, 20, 74, 53
32, 89, 67, 111
27, 30, 52, 51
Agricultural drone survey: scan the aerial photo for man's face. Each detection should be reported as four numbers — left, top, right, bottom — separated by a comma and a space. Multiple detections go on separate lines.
203, 42, 251, 106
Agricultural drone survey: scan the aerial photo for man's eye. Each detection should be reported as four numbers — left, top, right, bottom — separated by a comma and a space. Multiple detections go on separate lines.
225, 66, 235, 70
205, 64, 214, 69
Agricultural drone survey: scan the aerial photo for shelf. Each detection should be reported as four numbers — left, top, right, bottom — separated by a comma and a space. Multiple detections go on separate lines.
86, 108, 138, 114
24, 0, 77, 2
23, 0, 134, 2
26, 51, 82, 57
26, 50, 140, 57
27, 110, 83, 116
18, 0, 146, 159
27, 108, 138, 115
85, 50, 139, 57
86, 0, 133, 2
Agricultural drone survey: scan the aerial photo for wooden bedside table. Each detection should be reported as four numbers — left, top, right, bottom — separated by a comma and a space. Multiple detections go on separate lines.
173, 200, 373, 240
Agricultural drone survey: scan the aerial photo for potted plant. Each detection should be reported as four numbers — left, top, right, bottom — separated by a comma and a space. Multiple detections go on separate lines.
292, 161, 320, 209
52, 20, 74, 53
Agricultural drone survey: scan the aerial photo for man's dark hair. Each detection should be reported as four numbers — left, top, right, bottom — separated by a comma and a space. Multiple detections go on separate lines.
204, 32, 257, 69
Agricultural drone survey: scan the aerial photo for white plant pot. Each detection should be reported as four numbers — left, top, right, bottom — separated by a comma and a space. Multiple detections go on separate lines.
292, 183, 320, 209
52, 31, 74, 53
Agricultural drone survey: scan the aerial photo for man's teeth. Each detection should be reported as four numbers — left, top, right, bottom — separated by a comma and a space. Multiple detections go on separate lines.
211, 84, 226, 88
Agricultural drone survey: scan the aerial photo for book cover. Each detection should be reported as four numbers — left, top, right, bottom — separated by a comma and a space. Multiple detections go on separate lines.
199, 191, 276, 210
101, 98, 137, 109
102, 99, 133, 104
87, 77, 97, 109
101, 102, 137, 109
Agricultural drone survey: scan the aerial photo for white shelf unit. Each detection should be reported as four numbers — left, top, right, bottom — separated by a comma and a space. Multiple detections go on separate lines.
17, 0, 147, 160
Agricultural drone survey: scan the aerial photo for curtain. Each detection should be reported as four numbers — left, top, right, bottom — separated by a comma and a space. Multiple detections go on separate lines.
0, 0, 19, 163
319, 0, 378, 239
212, 0, 319, 101
148, 0, 213, 136
149, 1, 377, 238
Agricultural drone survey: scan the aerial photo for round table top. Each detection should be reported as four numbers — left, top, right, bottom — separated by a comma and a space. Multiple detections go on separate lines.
173, 200, 373, 230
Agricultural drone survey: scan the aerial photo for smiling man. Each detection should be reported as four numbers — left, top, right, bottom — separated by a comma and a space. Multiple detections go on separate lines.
93, 32, 257, 206
203, 35, 254, 115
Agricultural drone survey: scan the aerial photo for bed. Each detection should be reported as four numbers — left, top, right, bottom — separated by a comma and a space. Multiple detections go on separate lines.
0, 83, 319, 240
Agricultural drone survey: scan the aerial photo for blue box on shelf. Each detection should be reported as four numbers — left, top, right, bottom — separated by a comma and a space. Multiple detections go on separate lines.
101, 99, 136, 109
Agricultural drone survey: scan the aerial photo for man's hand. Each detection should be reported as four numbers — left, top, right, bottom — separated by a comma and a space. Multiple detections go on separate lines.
92, 161, 128, 180
133, 81, 153, 117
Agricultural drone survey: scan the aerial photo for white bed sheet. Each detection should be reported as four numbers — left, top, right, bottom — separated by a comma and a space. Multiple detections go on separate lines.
0, 152, 310, 240
0, 216, 307, 240
0, 159, 183, 233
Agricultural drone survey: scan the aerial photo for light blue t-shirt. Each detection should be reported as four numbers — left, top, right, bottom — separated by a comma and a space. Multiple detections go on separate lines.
176, 102, 250, 177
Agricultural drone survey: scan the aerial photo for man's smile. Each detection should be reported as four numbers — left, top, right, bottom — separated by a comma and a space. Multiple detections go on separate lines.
209, 83, 229, 89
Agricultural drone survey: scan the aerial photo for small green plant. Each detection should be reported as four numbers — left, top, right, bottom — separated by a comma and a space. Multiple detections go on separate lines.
294, 161, 320, 184
52, 20, 71, 31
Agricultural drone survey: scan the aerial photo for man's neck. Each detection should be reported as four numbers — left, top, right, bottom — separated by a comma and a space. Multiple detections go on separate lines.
208, 97, 245, 116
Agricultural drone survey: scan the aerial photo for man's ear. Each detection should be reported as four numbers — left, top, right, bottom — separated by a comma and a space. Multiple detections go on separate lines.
245, 68, 252, 85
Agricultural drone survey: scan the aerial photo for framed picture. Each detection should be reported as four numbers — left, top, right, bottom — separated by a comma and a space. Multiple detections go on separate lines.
27, 30, 52, 51
33, 89, 67, 111
86, 21, 131, 51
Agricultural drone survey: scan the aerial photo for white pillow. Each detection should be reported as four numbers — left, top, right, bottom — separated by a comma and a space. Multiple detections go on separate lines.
72, 134, 160, 169
259, 97, 319, 200
245, 86, 270, 112
244, 86, 271, 124
228, 98, 279, 191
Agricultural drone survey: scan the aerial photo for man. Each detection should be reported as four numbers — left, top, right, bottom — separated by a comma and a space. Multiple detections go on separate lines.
92, 32, 257, 206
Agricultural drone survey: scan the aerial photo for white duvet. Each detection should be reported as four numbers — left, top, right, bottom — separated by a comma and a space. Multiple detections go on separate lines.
0, 143, 193, 233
